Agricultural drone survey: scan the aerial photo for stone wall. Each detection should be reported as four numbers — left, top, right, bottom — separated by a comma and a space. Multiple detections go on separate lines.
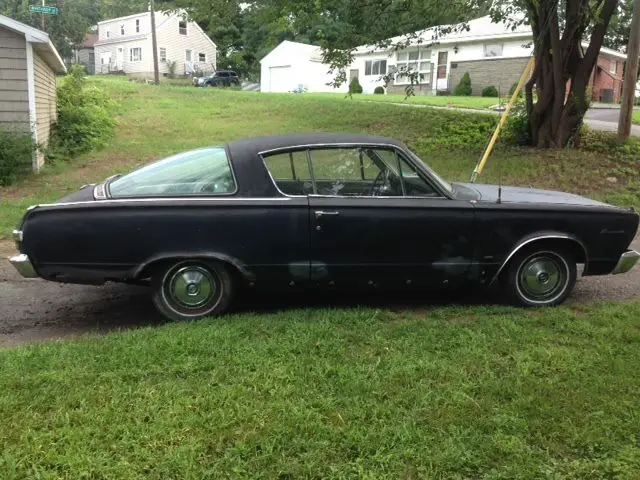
449, 57, 530, 96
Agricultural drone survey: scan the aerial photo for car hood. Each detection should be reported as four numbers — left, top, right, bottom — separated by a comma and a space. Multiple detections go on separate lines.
457, 182, 613, 208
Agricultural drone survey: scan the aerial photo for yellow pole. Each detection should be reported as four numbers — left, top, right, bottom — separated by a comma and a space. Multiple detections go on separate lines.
470, 57, 535, 183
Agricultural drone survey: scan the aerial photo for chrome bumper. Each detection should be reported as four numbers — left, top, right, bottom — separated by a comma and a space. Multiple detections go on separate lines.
8, 254, 38, 278
612, 250, 640, 275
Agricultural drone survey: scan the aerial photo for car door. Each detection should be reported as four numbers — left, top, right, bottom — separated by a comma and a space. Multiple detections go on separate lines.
306, 146, 476, 289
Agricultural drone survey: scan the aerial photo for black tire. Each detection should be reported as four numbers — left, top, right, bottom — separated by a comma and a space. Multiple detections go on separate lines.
152, 259, 234, 322
502, 247, 577, 307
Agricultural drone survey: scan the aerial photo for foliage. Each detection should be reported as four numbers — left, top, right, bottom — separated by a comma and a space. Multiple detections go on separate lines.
47, 66, 116, 162
349, 76, 363, 94
436, 90, 451, 96
481, 85, 499, 97
503, 97, 531, 146
453, 72, 472, 96
0, 129, 34, 186
508, 82, 521, 97
166, 60, 178, 79
373, 86, 385, 94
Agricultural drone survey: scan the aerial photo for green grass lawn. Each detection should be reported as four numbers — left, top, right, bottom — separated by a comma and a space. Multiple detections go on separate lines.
306, 92, 504, 110
1, 76, 639, 238
633, 111, 640, 125
1, 302, 640, 478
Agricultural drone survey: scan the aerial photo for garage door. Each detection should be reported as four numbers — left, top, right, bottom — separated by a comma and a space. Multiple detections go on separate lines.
269, 66, 292, 92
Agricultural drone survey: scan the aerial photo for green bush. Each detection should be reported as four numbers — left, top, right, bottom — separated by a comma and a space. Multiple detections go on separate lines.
482, 85, 499, 97
502, 97, 531, 146
47, 65, 116, 162
453, 72, 472, 96
373, 86, 385, 94
436, 90, 451, 96
349, 77, 363, 94
508, 82, 521, 97
0, 129, 34, 186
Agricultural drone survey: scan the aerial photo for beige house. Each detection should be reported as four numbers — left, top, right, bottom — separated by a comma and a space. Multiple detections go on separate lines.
95, 10, 217, 77
0, 14, 66, 171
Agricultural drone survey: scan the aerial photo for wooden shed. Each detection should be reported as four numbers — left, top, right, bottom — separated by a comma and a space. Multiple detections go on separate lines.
0, 14, 66, 172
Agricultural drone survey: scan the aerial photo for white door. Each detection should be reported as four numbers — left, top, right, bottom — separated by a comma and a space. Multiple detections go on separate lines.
269, 66, 292, 92
116, 47, 124, 70
435, 51, 448, 91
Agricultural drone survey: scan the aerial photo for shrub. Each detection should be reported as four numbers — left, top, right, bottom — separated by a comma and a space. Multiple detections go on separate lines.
47, 65, 116, 162
349, 77, 363, 94
482, 85, 499, 97
0, 129, 34, 186
508, 82, 521, 97
502, 97, 531, 146
373, 86, 385, 94
167, 60, 177, 79
453, 72, 472, 96
436, 90, 451, 96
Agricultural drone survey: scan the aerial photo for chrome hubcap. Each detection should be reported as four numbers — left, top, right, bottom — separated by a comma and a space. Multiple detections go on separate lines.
518, 254, 567, 301
168, 266, 216, 309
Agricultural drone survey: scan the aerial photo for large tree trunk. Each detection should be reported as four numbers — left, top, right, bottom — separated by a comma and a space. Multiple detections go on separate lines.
525, 0, 619, 148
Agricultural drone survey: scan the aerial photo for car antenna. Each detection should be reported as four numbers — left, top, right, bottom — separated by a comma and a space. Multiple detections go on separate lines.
497, 151, 503, 204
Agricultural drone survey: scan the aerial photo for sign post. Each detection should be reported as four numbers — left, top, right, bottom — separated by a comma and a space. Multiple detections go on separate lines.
29, 1, 58, 30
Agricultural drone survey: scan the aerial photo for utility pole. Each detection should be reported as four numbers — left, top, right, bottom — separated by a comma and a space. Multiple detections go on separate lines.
41, 0, 45, 30
618, 0, 640, 140
150, 0, 160, 85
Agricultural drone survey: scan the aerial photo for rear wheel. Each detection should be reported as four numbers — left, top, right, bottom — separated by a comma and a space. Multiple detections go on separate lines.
152, 259, 233, 321
502, 247, 576, 307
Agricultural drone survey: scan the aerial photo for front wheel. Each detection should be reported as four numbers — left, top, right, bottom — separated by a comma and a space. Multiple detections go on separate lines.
152, 260, 234, 321
502, 247, 577, 307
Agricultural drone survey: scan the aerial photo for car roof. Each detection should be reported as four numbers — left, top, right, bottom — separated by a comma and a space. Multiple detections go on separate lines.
227, 133, 405, 162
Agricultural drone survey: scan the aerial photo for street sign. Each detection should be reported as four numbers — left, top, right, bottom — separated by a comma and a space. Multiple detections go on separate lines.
29, 5, 58, 15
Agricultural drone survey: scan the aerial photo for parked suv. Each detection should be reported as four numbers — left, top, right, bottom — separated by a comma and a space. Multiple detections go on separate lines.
194, 70, 240, 87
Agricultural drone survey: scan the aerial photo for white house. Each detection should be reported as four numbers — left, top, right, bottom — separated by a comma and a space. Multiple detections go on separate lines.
260, 40, 347, 93
94, 10, 217, 77
260, 16, 627, 102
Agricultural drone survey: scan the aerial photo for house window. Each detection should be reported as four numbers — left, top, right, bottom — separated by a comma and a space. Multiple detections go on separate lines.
120, 24, 125, 35
130, 47, 142, 62
396, 49, 431, 84
179, 20, 187, 35
136, 19, 140, 33
610, 60, 617, 74
185, 50, 192, 62
483, 44, 504, 57
198, 53, 206, 62
159, 47, 167, 63
364, 59, 387, 76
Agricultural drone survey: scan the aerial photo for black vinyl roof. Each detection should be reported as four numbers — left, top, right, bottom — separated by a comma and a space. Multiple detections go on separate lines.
227, 133, 406, 162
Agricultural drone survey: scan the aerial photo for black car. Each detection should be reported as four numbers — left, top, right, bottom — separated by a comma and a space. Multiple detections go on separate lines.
193, 70, 240, 87
9, 134, 640, 321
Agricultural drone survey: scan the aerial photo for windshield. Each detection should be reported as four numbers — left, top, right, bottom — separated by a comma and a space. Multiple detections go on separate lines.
108, 147, 236, 197
407, 148, 453, 195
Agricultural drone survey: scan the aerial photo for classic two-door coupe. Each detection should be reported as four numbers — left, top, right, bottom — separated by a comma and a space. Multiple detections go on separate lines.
9, 134, 640, 321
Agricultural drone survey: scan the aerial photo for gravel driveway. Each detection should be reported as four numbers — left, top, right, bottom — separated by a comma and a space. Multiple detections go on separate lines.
1, 235, 639, 348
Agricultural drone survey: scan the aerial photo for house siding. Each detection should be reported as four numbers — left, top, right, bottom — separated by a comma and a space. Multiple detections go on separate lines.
0, 26, 29, 132
156, 16, 216, 76
448, 57, 530, 96
591, 55, 624, 103
33, 51, 56, 153
95, 38, 152, 75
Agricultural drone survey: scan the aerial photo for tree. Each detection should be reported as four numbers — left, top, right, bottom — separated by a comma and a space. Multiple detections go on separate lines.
489, 0, 619, 147
604, 0, 635, 50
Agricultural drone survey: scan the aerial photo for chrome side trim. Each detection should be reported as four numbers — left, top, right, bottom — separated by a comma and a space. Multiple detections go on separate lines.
612, 250, 640, 275
8, 254, 38, 278
25, 197, 293, 209
489, 234, 588, 285
93, 183, 107, 200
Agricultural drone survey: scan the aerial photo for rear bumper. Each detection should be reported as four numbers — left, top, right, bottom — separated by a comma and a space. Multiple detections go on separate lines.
612, 250, 640, 275
8, 254, 38, 278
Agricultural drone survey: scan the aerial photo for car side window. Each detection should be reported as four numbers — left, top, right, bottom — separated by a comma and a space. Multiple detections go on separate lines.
374, 149, 438, 197
108, 148, 236, 197
263, 151, 314, 195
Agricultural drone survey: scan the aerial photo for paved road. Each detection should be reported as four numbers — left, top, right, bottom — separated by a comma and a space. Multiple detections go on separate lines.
1, 235, 638, 348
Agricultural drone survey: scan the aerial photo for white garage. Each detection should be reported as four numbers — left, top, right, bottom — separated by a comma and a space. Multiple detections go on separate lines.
260, 40, 347, 93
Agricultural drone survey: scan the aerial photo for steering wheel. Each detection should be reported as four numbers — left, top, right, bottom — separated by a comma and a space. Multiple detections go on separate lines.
370, 169, 391, 196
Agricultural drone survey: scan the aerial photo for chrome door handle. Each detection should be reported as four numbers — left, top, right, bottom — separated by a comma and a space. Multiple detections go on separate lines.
314, 210, 340, 218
